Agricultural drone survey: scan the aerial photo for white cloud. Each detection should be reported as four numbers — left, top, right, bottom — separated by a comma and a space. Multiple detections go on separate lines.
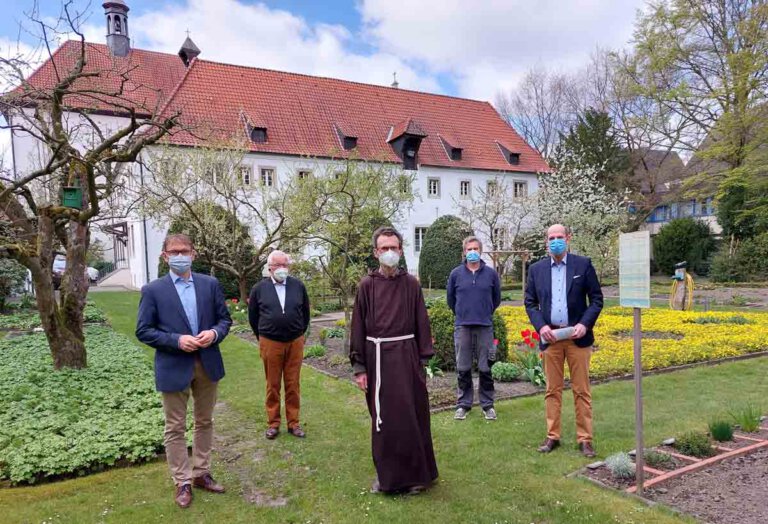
360, 0, 643, 100
82, 0, 440, 93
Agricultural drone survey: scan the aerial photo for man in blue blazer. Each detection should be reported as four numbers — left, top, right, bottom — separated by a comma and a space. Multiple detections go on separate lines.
524, 224, 603, 458
136, 234, 232, 509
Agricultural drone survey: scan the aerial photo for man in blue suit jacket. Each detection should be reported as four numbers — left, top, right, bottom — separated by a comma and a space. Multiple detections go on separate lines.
524, 224, 603, 458
136, 234, 232, 509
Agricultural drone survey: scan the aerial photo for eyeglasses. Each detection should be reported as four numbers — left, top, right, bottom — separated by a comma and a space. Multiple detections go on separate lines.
166, 250, 193, 257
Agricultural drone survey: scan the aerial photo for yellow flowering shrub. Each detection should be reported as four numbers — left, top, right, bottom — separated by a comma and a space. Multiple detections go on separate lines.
497, 306, 768, 379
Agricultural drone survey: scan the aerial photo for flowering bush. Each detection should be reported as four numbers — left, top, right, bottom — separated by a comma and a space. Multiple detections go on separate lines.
497, 306, 768, 378
226, 299, 248, 325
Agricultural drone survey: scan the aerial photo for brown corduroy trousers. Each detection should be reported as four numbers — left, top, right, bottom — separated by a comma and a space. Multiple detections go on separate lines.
259, 335, 304, 429
542, 339, 593, 443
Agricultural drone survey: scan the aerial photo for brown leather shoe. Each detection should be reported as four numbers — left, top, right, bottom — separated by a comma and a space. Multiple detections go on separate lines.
579, 441, 596, 458
265, 427, 279, 440
288, 425, 306, 438
537, 438, 560, 453
175, 483, 192, 508
193, 473, 225, 493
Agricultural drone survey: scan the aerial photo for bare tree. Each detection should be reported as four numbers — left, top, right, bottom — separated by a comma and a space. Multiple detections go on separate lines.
0, 4, 180, 369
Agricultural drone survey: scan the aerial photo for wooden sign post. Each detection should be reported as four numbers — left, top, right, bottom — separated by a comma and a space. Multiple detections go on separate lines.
619, 231, 651, 495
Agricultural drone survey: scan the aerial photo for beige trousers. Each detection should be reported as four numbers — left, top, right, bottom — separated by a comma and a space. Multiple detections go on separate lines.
161, 357, 218, 486
542, 339, 593, 443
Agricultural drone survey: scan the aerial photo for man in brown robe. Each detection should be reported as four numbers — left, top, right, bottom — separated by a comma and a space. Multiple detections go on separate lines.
350, 226, 438, 495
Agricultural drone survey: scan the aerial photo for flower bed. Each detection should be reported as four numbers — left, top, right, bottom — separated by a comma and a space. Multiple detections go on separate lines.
497, 306, 768, 378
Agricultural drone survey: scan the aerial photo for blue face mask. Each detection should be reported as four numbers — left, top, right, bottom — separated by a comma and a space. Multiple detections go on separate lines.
466, 251, 481, 263
169, 255, 192, 274
549, 238, 567, 256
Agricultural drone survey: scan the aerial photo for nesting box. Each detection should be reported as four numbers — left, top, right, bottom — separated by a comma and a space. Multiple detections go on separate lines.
62, 187, 83, 209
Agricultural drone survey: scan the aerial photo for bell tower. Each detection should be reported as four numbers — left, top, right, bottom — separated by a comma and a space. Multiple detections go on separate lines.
104, 0, 130, 57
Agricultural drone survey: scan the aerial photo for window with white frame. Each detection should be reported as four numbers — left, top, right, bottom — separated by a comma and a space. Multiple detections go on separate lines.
513, 180, 528, 199
205, 162, 226, 186
486, 180, 498, 197
459, 180, 471, 198
240, 166, 252, 186
398, 175, 411, 194
427, 177, 441, 198
297, 169, 312, 180
414, 227, 428, 252
260, 167, 275, 187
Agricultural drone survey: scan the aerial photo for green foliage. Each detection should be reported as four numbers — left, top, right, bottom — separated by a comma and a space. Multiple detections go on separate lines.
675, 431, 715, 458
652, 218, 716, 275
418, 215, 473, 289
710, 232, 768, 283
685, 315, 753, 325
729, 403, 762, 432
643, 449, 673, 469
424, 356, 444, 379
605, 452, 635, 479
729, 294, 748, 307
0, 327, 167, 484
491, 361, 522, 382
708, 420, 734, 442
19, 293, 35, 310
319, 327, 344, 340
334, 318, 347, 328
425, 298, 509, 371
0, 302, 105, 330
304, 344, 326, 358
229, 323, 251, 334
0, 258, 28, 312
516, 348, 545, 386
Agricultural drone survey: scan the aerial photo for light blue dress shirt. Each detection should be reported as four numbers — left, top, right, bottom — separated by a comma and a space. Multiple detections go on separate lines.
550, 255, 569, 327
171, 271, 199, 336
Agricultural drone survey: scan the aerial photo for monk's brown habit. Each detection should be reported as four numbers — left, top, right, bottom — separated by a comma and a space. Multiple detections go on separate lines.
350, 269, 438, 492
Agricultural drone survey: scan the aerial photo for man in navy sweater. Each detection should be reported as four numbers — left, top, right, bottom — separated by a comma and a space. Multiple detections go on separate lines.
447, 236, 501, 421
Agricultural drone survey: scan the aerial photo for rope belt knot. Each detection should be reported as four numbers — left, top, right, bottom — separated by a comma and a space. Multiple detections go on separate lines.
366, 334, 415, 432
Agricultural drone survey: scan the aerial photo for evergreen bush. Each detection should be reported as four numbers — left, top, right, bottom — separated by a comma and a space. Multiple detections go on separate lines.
652, 217, 716, 275
418, 215, 473, 289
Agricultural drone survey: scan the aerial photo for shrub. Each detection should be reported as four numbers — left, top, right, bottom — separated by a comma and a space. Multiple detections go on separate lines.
708, 420, 734, 442
418, 215, 473, 289
426, 299, 509, 370
675, 431, 715, 458
0, 327, 168, 484
652, 217, 716, 276
711, 232, 768, 282
334, 318, 347, 328
729, 403, 762, 432
491, 362, 521, 382
303, 344, 326, 358
320, 327, 345, 339
605, 452, 635, 479
0, 259, 28, 313
643, 449, 673, 469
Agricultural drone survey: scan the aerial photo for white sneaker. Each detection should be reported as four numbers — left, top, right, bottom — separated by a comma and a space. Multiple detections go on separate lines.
454, 407, 468, 420
484, 408, 497, 420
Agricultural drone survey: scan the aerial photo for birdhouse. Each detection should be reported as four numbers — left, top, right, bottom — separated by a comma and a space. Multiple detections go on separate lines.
62, 186, 83, 209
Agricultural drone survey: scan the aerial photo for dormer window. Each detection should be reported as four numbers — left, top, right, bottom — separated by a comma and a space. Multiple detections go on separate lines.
497, 142, 521, 166
439, 135, 463, 161
249, 126, 268, 144
334, 123, 358, 151
388, 119, 427, 171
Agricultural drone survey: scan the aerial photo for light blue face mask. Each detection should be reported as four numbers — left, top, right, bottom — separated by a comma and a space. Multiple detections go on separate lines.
466, 251, 481, 263
548, 238, 567, 256
169, 254, 192, 274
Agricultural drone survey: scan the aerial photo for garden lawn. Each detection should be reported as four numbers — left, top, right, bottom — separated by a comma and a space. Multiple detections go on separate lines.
2, 292, 767, 523
500, 306, 768, 377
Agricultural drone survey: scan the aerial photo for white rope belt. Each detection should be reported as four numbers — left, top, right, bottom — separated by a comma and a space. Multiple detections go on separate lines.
366, 334, 415, 432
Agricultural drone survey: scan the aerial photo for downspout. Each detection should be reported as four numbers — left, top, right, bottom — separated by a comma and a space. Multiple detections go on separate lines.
139, 157, 150, 285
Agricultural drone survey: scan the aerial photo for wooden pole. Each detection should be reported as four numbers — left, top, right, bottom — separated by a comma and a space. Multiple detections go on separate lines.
633, 307, 645, 495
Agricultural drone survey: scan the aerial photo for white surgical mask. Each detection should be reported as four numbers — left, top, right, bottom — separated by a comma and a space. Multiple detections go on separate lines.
379, 250, 400, 268
273, 268, 289, 282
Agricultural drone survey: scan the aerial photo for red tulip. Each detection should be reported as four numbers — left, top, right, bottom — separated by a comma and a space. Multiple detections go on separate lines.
493, 338, 499, 346
532, 332, 540, 341
231, 298, 238, 304
521, 329, 531, 338
528, 341, 535, 348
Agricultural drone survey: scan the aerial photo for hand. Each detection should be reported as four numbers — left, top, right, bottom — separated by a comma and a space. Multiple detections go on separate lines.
355, 373, 368, 392
539, 325, 557, 344
572, 323, 587, 339
195, 329, 217, 348
179, 335, 201, 352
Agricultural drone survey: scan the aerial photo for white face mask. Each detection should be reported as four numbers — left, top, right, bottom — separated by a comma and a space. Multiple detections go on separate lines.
379, 250, 400, 268
273, 268, 289, 282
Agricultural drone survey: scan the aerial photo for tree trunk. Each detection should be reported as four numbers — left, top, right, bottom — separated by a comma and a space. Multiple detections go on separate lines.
238, 275, 250, 304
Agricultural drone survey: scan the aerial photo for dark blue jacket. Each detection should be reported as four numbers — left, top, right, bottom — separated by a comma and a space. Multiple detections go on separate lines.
524, 254, 603, 349
446, 260, 501, 326
136, 273, 232, 392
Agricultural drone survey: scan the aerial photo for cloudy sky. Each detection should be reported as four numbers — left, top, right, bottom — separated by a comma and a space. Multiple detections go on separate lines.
0, 0, 647, 168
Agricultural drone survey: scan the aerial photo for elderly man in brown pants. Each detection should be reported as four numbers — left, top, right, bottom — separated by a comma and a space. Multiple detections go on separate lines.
248, 250, 311, 439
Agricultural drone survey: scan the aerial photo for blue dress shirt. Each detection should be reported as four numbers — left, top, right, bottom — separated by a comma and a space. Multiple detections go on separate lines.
550, 255, 569, 327
171, 271, 199, 336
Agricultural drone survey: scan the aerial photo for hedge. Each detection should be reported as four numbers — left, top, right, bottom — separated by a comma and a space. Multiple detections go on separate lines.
418, 215, 473, 288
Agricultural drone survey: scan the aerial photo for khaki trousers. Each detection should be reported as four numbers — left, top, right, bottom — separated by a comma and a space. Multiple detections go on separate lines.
161, 357, 218, 486
542, 339, 593, 443
259, 335, 304, 429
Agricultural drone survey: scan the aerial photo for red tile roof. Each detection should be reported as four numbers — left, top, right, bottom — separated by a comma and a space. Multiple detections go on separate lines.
15, 40, 549, 173
10, 41, 186, 116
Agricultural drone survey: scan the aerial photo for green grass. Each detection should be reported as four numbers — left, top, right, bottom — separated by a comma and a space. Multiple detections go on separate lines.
4, 291, 768, 522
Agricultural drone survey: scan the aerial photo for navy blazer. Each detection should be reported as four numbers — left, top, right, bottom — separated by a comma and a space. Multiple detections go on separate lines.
136, 272, 232, 392
524, 254, 603, 349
